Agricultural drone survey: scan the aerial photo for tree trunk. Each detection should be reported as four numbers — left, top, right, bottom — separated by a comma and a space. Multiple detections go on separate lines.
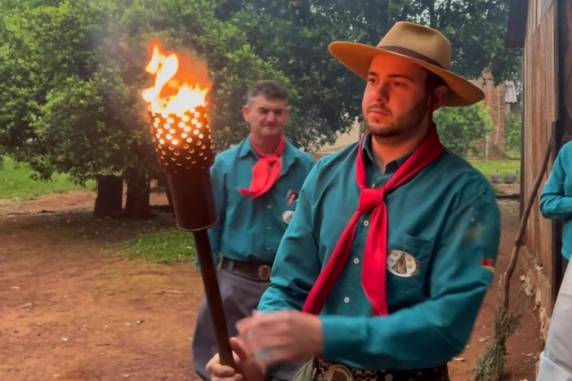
156, 173, 174, 214
125, 171, 152, 219
94, 175, 123, 217
428, 0, 436, 28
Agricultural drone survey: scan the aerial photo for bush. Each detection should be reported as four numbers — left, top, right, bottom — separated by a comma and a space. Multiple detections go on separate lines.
434, 102, 493, 157
505, 112, 522, 157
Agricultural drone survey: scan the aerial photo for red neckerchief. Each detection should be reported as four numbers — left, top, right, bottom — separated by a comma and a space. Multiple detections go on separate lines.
303, 127, 443, 315
240, 136, 286, 199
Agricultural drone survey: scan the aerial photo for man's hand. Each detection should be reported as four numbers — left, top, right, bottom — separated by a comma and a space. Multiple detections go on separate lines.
206, 337, 266, 381
237, 311, 323, 366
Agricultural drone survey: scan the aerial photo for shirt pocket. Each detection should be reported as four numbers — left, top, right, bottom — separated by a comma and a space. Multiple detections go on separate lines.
386, 233, 432, 307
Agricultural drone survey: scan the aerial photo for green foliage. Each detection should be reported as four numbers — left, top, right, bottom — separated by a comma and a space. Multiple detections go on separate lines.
0, 0, 522, 185
0, 0, 159, 184
230, 0, 521, 81
124, 228, 196, 264
435, 102, 493, 157
222, 3, 364, 149
505, 112, 522, 157
210, 0, 521, 149
469, 159, 520, 182
119, 0, 294, 149
0, 156, 94, 200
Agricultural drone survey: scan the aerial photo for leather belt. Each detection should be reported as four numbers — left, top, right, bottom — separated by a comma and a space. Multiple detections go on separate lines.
220, 258, 272, 282
313, 357, 450, 381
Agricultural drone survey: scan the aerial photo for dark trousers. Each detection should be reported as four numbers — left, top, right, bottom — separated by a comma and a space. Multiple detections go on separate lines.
192, 268, 300, 380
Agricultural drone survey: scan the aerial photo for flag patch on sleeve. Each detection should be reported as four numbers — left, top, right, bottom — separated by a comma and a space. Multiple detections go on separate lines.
481, 258, 496, 273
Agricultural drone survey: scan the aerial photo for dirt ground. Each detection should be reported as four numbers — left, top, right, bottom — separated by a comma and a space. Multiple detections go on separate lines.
0, 192, 543, 381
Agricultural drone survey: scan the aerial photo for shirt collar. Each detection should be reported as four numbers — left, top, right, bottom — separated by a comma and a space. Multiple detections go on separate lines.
362, 133, 412, 174
238, 138, 255, 159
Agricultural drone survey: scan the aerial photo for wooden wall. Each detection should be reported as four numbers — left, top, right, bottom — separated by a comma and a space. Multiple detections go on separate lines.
559, 2, 572, 144
522, 0, 558, 315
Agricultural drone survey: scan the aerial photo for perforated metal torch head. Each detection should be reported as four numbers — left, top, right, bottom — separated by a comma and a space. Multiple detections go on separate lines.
149, 105, 216, 231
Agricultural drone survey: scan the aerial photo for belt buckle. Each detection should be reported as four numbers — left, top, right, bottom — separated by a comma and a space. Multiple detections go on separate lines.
324, 364, 354, 381
257, 264, 271, 281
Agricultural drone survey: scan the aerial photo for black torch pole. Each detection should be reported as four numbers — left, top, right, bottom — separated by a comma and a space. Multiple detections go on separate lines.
166, 169, 235, 368
148, 105, 235, 368
192, 229, 235, 365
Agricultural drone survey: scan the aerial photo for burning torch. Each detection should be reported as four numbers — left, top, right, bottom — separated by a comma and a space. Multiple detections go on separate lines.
141, 44, 235, 367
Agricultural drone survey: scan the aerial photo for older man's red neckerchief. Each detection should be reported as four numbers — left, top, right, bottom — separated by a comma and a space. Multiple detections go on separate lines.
303, 127, 443, 315
240, 137, 286, 199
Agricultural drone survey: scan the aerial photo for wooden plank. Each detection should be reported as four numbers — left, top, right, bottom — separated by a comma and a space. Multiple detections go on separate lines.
522, 0, 557, 305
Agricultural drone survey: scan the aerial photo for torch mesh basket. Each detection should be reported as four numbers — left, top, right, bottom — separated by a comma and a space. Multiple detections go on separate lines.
149, 105, 213, 173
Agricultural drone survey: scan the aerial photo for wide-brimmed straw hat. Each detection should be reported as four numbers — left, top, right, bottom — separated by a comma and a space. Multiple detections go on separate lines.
329, 22, 484, 106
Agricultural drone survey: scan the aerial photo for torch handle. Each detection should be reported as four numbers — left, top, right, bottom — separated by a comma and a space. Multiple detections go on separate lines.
192, 229, 236, 368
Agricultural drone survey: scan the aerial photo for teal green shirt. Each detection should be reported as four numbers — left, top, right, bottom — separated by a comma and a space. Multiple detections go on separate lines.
258, 134, 501, 370
540, 140, 572, 259
208, 138, 314, 264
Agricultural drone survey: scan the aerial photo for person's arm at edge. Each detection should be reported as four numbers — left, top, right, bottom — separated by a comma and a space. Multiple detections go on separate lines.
540, 147, 572, 220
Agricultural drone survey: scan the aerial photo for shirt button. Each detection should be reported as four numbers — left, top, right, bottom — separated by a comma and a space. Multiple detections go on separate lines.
353, 257, 360, 265
266, 247, 272, 251
266, 204, 272, 209
343, 296, 351, 304
266, 226, 271, 230
363, 220, 370, 227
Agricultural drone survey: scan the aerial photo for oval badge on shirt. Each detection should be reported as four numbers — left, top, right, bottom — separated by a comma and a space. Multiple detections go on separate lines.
387, 250, 419, 277
282, 210, 294, 224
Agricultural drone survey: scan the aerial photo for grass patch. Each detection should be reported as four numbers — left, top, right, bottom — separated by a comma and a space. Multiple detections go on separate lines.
0, 157, 94, 200
468, 159, 521, 182
124, 228, 197, 264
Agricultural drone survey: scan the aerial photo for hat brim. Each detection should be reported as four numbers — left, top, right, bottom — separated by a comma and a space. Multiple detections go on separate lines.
329, 41, 484, 107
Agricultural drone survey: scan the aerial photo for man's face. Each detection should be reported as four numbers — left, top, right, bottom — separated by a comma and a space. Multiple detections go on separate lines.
243, 95, 288, 140
362, 54, 432, 139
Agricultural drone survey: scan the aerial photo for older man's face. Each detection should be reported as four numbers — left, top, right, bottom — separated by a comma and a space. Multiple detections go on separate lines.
242, 95, 288, 141
362, 54, 432, 139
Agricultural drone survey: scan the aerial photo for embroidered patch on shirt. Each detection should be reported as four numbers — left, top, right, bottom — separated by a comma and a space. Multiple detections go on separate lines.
481, 258, 496, 274
387, 250, 419, 277
282, 210, 294, 224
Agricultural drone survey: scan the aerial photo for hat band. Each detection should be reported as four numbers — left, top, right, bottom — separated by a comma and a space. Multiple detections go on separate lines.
380, 45, 445, 68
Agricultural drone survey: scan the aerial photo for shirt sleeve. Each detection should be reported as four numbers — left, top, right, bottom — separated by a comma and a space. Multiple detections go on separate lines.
320, 184, 501, 369
206, 156, 226, 264
258, 163, 322, 312
540, 147, 572, 220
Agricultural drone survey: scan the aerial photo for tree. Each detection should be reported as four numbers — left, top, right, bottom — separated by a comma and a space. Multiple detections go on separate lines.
0, 0, 159, 217
0, 0, 520, 216
311, 0, 521, 81
119, 0, 294, 150
0, 0, 297, 215
212, 0, 520, 149
434, 102, 493, 157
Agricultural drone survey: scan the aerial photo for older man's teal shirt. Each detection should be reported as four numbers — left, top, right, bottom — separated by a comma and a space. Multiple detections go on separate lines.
258, 134, 501, 370
540, 140, 572, 260
208, 138, 314, 264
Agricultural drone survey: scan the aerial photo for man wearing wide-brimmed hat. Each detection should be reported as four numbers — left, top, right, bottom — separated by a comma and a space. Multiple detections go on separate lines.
206, 21, 501, 381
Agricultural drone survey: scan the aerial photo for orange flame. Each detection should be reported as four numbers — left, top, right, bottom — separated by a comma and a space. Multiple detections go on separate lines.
142, 44, 211, 117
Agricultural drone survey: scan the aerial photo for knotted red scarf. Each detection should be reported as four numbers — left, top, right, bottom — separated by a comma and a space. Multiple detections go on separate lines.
303, 127, 443, 315
240, 137, 286, 199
